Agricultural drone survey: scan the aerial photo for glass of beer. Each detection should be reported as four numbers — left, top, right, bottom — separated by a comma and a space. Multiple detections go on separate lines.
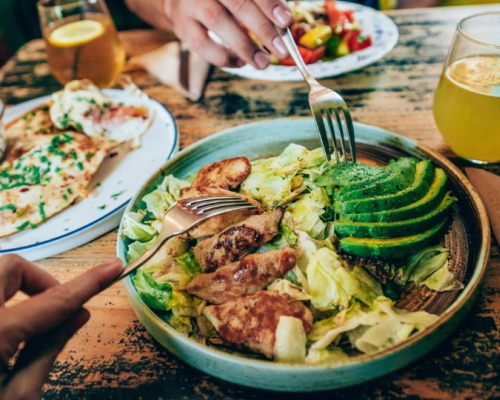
38, 0, 126, 87
433, 12, 500, 164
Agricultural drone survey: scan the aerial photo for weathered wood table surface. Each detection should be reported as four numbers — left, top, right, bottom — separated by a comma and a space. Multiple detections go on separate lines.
1, 4, 500, 399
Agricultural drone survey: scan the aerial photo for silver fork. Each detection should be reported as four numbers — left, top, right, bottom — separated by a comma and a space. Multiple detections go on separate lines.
277, 28, 356, 164
108, 196, 256, 287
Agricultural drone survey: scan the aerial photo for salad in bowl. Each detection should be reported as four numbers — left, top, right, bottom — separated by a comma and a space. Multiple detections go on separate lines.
121, 143, 463, 365
274, 0, 373, 66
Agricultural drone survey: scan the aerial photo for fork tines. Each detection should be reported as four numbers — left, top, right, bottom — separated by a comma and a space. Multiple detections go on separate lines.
180, 196, 255, 216
315, 107, 356, 165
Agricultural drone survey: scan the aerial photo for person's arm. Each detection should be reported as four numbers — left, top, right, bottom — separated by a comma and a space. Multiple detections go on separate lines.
125, 0, 293, 69
0, 255, 122, 399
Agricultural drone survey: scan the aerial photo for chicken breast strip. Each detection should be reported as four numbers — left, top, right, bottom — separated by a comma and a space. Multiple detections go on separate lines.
193, 208, 283, 272
186, 248, 297, 304
179, 157, 261, 238
203, 291, 313, 359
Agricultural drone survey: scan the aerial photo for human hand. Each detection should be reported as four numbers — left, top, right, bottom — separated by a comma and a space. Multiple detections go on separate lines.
0, 255, 123, 400
127, 0, 294, 69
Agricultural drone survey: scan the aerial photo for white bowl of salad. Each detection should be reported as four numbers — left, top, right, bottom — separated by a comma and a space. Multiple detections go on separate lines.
218, 1, 399, 81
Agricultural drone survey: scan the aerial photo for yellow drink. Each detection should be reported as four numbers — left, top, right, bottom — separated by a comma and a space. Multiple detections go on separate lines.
433, 56, 500, 163
43, 13, 125, 87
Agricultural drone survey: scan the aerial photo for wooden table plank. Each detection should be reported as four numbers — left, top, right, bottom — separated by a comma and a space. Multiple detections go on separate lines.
1, 4, 500, 399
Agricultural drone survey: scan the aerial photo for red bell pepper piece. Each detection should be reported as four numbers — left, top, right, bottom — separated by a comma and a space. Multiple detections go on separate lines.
345, 30, 373, 51
279, 46, 313, 66
344, 9, 355, 24
309, 45, 326, 64
324, 0, 348, 31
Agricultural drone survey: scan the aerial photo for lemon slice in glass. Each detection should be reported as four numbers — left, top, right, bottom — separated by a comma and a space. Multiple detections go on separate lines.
48, 20, 105, 48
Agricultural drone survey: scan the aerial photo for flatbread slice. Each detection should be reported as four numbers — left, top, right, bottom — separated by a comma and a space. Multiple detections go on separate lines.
0, 131, 108, 237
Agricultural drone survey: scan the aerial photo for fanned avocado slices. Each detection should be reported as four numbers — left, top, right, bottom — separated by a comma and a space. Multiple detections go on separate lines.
339, 218, 449, 259
315, 163, 386, 187
334, 157, 418, 201
334, 192, 456, 239
340, 168, 449, 223
334, 160, 435, 214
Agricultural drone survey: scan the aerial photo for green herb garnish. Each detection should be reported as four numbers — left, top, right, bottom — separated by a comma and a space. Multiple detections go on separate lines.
16, 221, 30, 231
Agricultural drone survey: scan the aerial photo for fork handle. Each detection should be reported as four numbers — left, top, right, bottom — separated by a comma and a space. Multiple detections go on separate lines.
105, 229, 175, 290
277, 27, 320, 88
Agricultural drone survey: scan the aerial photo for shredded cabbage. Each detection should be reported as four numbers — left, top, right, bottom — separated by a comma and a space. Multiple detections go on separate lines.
306, 247, 383, 310
309, 297, 439, 353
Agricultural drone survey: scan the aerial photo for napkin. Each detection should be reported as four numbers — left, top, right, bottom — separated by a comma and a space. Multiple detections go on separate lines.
128, 41, 211, 102
465, 168, 500, 245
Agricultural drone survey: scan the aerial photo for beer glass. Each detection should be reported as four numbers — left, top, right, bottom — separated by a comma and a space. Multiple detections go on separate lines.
433, 12, 500, 164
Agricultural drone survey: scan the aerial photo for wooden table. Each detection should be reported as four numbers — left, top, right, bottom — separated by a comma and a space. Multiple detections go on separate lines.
1, 4, 500, 399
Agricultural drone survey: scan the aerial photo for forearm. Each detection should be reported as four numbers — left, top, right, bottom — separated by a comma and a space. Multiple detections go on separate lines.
124, 0, 173, 31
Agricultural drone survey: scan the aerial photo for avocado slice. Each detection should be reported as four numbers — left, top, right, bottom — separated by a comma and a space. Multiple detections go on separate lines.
334, 192, 456, 239
315, 163, 386, 187
335, 157, 418, 201
340, 168, 449, 223
339, 218, 448, 259
334, 160, 435, 214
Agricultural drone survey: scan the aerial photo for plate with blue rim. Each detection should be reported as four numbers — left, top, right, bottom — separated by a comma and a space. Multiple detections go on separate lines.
116, 118, 489, 392
1, 90, 178, 261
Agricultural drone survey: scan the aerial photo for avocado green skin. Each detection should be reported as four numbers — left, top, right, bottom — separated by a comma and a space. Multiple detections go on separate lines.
315, 163, 385, 187
340, 169, 449, 223
334, 160, 434, 214
334, 157, 418, 201
332, 170, 390, 198
339, 218, 448, 259
335, 193, 455, 238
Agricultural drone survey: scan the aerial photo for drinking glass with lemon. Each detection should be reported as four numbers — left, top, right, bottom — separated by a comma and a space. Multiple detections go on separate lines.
38, 0, 125, 87
433, 12, 500, 164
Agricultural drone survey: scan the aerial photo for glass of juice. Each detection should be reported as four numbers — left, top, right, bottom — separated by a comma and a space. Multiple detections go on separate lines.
38, 0, 126, 88
433, 12, 500, 164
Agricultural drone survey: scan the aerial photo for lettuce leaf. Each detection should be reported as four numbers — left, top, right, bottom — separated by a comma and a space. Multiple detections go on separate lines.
127, 237, 156, 262
132, 269, 174, 311
132, 269, 203, 315
306, 247, 383, 310
122, 211, 157, 241
305, 347, 349, 365
397, 246, 463, 292
289, 188, 330, 239
309, 297, 439, 353
240, 144, 328, 207
267, 278, 311, 301
142, 175, 190, 219
274, 316, 307, 363
164, 314, 193, 336
176, 251, 202, 278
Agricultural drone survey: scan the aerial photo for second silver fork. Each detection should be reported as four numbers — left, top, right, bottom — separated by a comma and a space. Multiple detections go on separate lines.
277, 28, 357, 164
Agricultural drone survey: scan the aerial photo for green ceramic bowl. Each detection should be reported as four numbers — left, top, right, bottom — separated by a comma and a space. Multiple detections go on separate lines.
116, 118, 490, 392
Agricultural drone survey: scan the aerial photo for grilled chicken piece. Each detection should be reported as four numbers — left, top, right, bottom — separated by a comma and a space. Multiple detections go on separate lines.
203, 291, 313, 359
180, 157, 260, 238
193, 208, 283, 272
187, 189, 261, 239
181, 157, 251, 198
186, 248, 297, 304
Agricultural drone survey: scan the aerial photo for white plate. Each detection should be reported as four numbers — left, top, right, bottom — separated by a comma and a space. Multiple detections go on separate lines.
0, 90, 178, 261
219, 1, 398, 81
